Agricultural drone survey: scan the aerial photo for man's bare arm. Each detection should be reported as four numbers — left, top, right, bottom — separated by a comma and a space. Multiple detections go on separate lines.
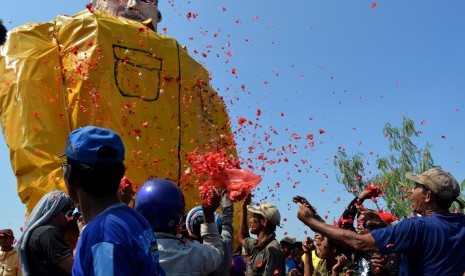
294, 195, 379, 253
238, 194, 251, 244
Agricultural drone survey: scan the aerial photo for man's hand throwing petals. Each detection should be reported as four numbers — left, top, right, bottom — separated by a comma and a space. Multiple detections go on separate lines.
293, 196, 316, 224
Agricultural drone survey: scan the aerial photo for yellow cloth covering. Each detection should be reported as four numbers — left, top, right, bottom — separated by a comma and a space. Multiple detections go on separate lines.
0, 10, 236, 216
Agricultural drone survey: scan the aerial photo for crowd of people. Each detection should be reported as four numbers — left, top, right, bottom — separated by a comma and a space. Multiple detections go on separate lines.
1, 1, 465, 276
0, 125, 464, 276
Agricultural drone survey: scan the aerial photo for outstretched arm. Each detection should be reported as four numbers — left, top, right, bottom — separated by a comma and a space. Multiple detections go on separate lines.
294, 196, 379, 253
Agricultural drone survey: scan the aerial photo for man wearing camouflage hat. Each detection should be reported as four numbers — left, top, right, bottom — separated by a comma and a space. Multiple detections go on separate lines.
239, 194, 285, 276
294, 168, 465, 275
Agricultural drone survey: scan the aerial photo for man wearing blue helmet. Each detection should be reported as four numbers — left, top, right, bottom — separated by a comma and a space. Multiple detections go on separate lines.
134, 178, 225, 275
185, 190, 234, 276
61, 126, 165, 276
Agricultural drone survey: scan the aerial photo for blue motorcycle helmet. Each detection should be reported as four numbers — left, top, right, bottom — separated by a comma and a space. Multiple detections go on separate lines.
134, 178, 185, 233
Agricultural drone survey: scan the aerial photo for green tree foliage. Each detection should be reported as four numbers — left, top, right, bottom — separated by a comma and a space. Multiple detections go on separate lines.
334, 116, 464, 218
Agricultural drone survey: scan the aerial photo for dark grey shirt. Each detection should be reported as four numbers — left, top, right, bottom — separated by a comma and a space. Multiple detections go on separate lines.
244, 234, 285, 276
25, 224, 72, 276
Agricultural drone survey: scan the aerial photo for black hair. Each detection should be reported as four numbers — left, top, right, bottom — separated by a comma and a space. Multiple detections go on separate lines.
68, 158, 125, 197
0, 19, 7, 46
265, 219, 277, 232
280, 241, 293, 248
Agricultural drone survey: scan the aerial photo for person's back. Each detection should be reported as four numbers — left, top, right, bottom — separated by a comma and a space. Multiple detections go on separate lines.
73, 203, 160, 275
134, 178, 224, 275
61, 126, 165, 276
185, 191, 234, 276
156, 230, 224, 275
25, 225, 71, 276
372, 213, 465, 275
230, 249, 246, 276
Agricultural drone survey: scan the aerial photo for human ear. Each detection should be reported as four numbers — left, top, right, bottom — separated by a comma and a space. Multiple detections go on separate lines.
424, 190, 432, 203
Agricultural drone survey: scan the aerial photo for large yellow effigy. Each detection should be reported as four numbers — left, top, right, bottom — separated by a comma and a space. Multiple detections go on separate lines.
0, 10, 237, 218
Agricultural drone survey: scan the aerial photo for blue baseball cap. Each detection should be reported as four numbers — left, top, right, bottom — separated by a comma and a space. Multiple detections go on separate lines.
60, 126, 125, 164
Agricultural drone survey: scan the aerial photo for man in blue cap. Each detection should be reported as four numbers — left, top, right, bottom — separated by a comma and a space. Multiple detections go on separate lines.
60, 125, 165, 276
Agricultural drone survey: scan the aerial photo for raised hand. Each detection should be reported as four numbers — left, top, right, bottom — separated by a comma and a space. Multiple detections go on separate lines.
301, 237, 315, 254
293, 196, 317, 223
332, 254, 348, 274
202, 188, 221, 223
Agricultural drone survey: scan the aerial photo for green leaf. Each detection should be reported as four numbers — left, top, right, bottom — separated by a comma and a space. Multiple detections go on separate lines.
334, 117, 435, 218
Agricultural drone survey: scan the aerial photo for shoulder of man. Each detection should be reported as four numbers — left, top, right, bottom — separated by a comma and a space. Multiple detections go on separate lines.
29, 224, 62, 240
265, 239, 284, 257
266, 239, 281, 249
243, 237, 256, 252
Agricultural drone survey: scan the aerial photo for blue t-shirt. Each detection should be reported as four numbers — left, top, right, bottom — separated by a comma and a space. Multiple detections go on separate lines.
371, 213, 465, 276
73, 203, 165, 276
285, 256, 296, 273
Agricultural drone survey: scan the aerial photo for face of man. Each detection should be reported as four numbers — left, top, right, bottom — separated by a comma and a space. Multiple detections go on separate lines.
411, 183, 428, 214
49, 202, 73, 232
0, 235, 14, 251
315, 236, 332, 259
281, 244, 291, 256
249, 213, 265, 235
313, 232, 323, 256
95, 0, 160, 31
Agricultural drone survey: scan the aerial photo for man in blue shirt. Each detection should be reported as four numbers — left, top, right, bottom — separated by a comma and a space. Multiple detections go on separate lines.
294, 168, 465, 276
61, 126, 165, 276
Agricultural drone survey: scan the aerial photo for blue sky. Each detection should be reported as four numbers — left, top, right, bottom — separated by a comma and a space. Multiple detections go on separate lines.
1, 0, 464, 241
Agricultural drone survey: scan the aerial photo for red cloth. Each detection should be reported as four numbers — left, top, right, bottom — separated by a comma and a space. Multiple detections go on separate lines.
202, 168, 262, 202
376, 210, 397, 224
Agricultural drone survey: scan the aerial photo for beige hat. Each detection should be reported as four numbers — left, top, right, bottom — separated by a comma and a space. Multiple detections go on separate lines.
405, 168, 460, 201
247, 203, 281, 226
